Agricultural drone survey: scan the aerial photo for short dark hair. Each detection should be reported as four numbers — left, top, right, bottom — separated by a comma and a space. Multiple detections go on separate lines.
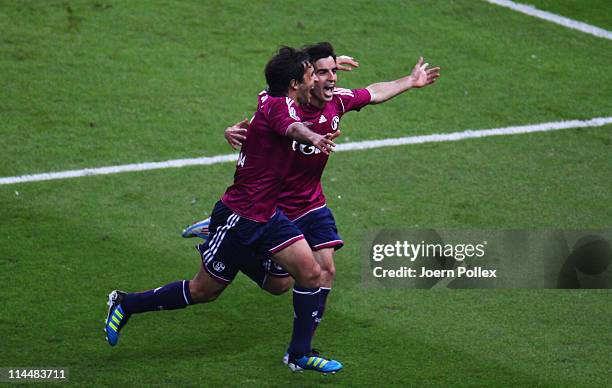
265, 46, 310, 97
302, 42, 336, 65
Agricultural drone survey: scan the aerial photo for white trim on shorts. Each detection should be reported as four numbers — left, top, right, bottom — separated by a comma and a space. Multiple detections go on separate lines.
290, 203, 327, 222
203, 213, 240, 264
182, 280, 190, 305
268, 234, 305, 254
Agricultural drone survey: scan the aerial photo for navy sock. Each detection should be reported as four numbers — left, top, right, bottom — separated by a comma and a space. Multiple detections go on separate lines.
287, 285, 320, 358
122, 280, 192, 314
312, 287, 331, 336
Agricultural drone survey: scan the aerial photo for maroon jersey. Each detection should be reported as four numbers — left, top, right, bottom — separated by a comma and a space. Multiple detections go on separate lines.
278, 88, 371, 220
222, 91, 302, 222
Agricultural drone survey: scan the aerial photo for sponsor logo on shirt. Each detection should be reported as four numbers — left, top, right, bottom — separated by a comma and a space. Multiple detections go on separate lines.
291, 141, 323, 156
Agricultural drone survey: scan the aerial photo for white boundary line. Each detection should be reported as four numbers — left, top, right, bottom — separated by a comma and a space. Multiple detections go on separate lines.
484, 0, 612, 40
335, 117, 612, 151
1, 117, 611, 186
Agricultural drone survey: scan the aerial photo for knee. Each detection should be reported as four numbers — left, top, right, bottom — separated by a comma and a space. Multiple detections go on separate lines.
321, 261, 336, 281
189, 280, 222, 303
297, 261, 321, 288
264, 277, 294, 295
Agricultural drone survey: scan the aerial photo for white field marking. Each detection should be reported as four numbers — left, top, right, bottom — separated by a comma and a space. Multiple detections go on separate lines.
334, 117, 612, 152
1, 117, 611, 186
0, 154, 238, 185
485, 0, 612, 40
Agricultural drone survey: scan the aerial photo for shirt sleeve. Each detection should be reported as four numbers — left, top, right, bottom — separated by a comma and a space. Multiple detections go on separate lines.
334, 88, 371, 113
266, 97, 302, 136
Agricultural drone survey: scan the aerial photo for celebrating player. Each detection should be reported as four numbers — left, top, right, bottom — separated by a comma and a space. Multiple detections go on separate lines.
183, 42, 441, 364
105, 46, 344, 374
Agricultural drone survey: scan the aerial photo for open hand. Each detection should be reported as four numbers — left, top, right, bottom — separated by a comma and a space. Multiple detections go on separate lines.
409, 57, 440, 88
224, 119, 249, 150
325, 130, 342, 142
336, 55, 359, 72
312, 134, 337, 155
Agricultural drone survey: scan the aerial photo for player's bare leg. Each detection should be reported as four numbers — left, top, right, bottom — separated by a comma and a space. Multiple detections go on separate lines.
189, 263, 228, 303
271, 238, 321, 288
262, 276, 293, 295
313, 248, 335, 288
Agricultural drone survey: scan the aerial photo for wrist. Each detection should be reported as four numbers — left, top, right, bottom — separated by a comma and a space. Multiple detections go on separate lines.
406, 75, 416, 89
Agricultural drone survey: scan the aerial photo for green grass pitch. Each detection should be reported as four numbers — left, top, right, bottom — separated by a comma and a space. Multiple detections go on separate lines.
1, 0, 611, 386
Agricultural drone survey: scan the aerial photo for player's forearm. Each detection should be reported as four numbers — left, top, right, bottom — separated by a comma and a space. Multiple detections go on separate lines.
285, 122, 320, 145
366, 76, 416, 104
286, 123, 335, 155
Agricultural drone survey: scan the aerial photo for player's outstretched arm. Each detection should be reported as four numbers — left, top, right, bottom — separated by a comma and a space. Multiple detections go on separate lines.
366, 57, 440, 104
224, 119, 249, 150
286, 122, 337, 155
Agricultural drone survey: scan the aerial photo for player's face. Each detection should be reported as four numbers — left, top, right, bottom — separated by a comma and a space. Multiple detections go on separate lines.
311, 56, 337, 103
297, 63, 317, 104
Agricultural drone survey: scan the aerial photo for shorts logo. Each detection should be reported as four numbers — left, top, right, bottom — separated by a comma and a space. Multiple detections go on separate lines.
273, 262, 284, 271
212, 261, 226, 272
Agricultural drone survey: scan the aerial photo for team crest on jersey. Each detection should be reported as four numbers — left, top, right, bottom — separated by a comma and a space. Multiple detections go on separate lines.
331, 116, 340, 130
213, 261, 225, 272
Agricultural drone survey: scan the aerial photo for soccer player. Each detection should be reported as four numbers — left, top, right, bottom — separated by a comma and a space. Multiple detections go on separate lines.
105, 46, 343, 374
183, 42, 441, 362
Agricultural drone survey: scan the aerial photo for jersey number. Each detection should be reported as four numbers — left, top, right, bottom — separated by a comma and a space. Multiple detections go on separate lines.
237, 152, 246, 168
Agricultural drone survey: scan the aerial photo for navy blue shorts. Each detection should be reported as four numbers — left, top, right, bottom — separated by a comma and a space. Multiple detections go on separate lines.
260, 206, 343, 278
198, 201, 304, 284
294, 205, 344, 251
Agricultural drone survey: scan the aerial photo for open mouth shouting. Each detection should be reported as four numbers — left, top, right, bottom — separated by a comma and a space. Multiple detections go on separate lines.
322, 84, 335, 99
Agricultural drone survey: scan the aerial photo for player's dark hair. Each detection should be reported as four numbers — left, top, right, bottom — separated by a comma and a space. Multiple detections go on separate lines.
302, 42, 336, 65
265, 46, 310, 97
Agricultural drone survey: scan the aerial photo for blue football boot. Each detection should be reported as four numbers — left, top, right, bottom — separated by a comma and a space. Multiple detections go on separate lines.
181, 217, 211, 241
105, 290, 130, 346
287, 351, 343, 374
